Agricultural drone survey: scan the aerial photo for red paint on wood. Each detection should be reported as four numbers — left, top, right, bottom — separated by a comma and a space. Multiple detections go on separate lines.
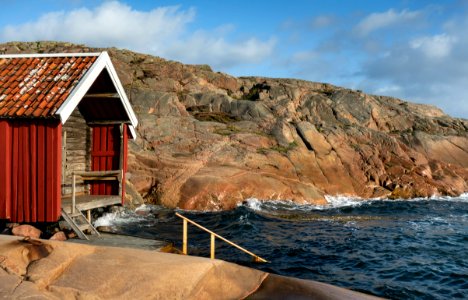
121, 124, 129, 204
18, 126, 32, 220
46, 125, 53, 221
30, 123, 37, 221
101, 126, 107, 194
11, 124, 19, 221
91, 125, 120, 196
37, 124, 46, 222
0, 121, 11, 219
0, 120, 62, 223
54, 123, 62, 219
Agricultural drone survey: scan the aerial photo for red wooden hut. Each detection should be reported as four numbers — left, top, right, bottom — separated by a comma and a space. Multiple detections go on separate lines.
0, 52, 138, 224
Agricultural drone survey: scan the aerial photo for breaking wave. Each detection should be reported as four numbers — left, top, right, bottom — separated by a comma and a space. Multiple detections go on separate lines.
241, 193, 468, 213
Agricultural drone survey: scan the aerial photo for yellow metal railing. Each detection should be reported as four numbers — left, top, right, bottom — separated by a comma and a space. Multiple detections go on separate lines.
175, 212, 268, 263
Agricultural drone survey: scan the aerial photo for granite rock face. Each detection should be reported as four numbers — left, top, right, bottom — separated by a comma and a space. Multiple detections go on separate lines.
2, 42, 467, 210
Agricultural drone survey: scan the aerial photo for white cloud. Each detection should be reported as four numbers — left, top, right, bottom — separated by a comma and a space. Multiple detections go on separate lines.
166, 32, 276, 68
374, 84, 402, 95
286, 7, 468, 119
0, 1, 275, 69
354, 9, 421, 36
291, 50, 319, 63
410, 34, 457, 58
311, 15, 335, 29
360, 26, 468, 118
2, 2, 193, 51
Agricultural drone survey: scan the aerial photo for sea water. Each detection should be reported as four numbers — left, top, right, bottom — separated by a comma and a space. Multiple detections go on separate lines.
94, 195, 468, 299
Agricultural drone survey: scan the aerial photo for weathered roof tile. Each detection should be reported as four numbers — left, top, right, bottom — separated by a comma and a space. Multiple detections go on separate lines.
0, 54, 98, 118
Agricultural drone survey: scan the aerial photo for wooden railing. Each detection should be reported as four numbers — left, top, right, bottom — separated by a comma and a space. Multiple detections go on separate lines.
71, 170, 122, 215
175, 212, 268, 263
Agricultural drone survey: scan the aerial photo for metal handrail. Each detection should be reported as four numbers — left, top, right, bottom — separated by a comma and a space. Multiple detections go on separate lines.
175, 212, 267, 263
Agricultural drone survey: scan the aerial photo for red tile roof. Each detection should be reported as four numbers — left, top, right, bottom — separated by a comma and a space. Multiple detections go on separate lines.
0, 54, 98, 118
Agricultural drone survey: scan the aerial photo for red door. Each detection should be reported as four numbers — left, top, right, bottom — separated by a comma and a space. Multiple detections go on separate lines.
91, 125, 120, 195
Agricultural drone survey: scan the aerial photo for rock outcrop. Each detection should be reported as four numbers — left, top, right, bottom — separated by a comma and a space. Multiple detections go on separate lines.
2, 41, 467, 210
0, 235, 381, 299
11, 225, 42, 239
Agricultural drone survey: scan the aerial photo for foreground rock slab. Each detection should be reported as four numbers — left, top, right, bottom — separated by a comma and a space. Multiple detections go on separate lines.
247, 274, 381, 300
0, 235, 382, 299
0, 235, 264, 299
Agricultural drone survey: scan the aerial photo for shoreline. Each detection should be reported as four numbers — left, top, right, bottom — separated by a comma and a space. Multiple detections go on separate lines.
0, 234, 382, 299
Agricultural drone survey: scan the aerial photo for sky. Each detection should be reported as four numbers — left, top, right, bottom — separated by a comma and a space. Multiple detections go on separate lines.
0, 1, 467, 119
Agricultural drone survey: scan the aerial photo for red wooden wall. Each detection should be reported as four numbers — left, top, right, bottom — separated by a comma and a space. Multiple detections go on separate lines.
90, 124, 122, 196
121, 124, 128, 203
0, 119, 62, 222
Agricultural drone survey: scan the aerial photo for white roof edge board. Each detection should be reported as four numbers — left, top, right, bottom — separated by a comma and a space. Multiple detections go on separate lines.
129, 126, 137, 141
0, 52, 101, 58
101, 52, 139, 129
56, 51, 138, 140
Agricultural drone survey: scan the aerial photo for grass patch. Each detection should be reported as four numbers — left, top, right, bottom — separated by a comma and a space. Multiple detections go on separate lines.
214, 125, 241, 136
193, 112, 240, 123
257, 141, 298, 155
240, 82, 271, 101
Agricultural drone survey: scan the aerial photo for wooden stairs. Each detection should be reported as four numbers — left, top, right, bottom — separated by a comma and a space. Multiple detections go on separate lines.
61, 208, 100, 240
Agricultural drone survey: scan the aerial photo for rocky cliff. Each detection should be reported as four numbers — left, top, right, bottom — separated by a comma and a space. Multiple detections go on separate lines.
2, 42, 468, 210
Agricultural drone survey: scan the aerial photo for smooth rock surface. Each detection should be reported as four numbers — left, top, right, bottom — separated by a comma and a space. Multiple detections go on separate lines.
0, 235, 381, 300
11, 224, 41, 239
49, 231, 67, 241
0, 235, 265, 299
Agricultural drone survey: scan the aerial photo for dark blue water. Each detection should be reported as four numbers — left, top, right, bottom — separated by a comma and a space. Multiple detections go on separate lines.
95, 196, 468, 299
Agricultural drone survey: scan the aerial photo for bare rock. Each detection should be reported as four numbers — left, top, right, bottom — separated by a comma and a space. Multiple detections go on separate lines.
3, 41, 467, 210
295, 122, 332, 155
11, 225, 41, 239
49, 232, 67, 241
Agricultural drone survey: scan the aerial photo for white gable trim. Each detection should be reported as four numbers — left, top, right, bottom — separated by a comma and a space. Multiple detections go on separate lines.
128, 125, 137, 140
55, 51, 138, 139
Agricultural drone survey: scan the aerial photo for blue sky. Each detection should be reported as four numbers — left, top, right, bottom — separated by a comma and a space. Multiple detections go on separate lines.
1, 0, 467, 118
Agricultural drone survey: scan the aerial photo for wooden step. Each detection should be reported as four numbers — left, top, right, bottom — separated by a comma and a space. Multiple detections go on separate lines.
78, 224, 91, 231
61, 208, 100, 240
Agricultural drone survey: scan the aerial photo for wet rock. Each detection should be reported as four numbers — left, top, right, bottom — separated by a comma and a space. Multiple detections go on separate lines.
11, 225, 41, 239
135, 209, 150, 216
96, 226, 116, 233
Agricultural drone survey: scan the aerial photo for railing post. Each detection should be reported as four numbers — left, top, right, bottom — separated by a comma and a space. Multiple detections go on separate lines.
183, 219, 188, 255
210, 234, 215, 259
72, 173, 76, 214
175, 212, 267, 263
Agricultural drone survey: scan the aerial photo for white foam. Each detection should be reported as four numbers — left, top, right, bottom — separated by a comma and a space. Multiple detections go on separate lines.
93, 210, 145, 227
241, 193, 468, 213
94, 212, 119, 227
242, 198, 263, 211
243, 195, 372, 212
135, 204, 151, 212
324, 195, 371, 208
